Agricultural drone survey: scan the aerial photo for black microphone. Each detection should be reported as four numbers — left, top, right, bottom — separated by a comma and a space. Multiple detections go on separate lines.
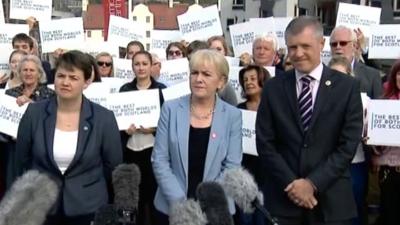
169, 199, 207, 225
196, 182, 234, 225
222, 168, 279, 225
94, 163, 141, 225
0, 170, 59, 225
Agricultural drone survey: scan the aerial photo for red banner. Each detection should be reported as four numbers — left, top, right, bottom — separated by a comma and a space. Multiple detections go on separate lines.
103, 0, 128, 41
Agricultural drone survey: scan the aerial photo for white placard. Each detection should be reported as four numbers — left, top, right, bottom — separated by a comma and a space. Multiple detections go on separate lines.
228, 66, 246, 104
366, 100, 400, 146
107, 89, 161, 130
229, 21, 260, 57
107, 15, 146, 48
79, 41, 119, 58
336, 2, 381, 39
249, 17, 275, 36
225, 56, 240, 67
83, 82, 110, 107
0, 47, 12, 76
322, 36, 332, 65
177, 5, 222, 42
113, 58, 135, 81
150, 30, 182, 59
101, 77, 128, 93
162, 81, 191, 102
274, 17, 292, 50
241, 109, 257, 156
0, 94, 29, 138
0, 24, 29, 46
40, 17, 84, 53
158, 58, 190, 87
10, 0, 52, 21
368, 25, 400, 59
0, 1, 4, 24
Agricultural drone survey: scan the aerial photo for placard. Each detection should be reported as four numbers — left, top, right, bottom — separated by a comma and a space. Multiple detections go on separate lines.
0, 94, 29, 138
368, 25, 400, 59
40, 17, 84, 53
225, 56, 240, 67
158, 58, 190, 87
241, 109, 257, 156
150, 30, 182, 59
101, 77, 128, 93
0, 47, 12, 76
229, 21, 261, 57
322, 36, 332, 65
177, 5, 222, 42
249, 17, 275, 36
366, 100, 400, 146
107, 15, 146, 48
113, 57, 135, 81
10, 0, 52, 21
79, 41, 119, 58
274, 17, 292, 50
83, 82, 110, 107
228, 66, 246, 104
162, 81, 191, 102
336, 2, 381, 39
0, 1, 4, 24
106, 89, 161, 130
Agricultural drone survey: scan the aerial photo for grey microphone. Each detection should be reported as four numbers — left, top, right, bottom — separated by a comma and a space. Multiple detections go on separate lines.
169, 199, 207, 225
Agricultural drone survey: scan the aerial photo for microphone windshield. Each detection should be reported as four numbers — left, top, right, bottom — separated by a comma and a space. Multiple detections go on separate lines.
196, 182, 233, 225
112, 163, 141, 210
0, 170, 59, 225
169, 199, 207, 225
222, 167, 263, 213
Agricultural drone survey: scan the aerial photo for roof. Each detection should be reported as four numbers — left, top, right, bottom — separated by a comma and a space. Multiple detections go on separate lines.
83, 4, 104, 29
148, 3, 189, 30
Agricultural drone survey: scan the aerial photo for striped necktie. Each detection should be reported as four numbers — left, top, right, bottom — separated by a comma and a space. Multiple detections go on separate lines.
299, 75, 313, 131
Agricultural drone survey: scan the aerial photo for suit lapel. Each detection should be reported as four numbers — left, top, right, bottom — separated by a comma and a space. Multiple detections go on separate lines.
203, 97, 224, 179
177, 96, 190, 178
284, 71, 304, 134
43, 98, 60, 173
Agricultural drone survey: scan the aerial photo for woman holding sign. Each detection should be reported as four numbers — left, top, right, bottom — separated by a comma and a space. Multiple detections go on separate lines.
119, 50, 166, 225
371, 59, 400, 225
151, 49, 242, 224
15, 50, 122, 225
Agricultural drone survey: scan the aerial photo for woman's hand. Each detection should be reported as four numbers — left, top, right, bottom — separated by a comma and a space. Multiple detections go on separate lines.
16, 95, 32, 106
125, 124, 137, 135
138, 126, 155, 134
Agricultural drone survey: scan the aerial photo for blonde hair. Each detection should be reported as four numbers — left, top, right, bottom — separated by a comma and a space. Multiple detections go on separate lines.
17, 55, 46, 84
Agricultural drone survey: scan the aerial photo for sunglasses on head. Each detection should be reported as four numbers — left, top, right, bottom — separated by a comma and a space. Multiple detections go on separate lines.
168, 50, 182, 56
97, 61, 112, 67
329, 41, 352, 48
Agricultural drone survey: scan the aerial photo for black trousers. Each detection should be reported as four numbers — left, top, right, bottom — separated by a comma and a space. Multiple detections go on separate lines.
378, 166, 400, 225
44, 213, 94, 225
274, 212, 352, 225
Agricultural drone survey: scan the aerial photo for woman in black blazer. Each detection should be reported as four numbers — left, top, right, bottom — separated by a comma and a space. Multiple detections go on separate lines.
16, 50, 123, 225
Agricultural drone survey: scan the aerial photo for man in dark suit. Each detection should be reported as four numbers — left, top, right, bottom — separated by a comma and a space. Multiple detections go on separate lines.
256, 16, 363, 225
330, 25, 382, 225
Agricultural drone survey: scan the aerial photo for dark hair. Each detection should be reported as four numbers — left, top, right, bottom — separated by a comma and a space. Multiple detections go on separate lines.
383, 59, 400, 98
187, 40, 209, 56
56, 50, 92, 81
166, 42, 187, 58
12, 33, 34, 49
8, 50, 28, 79
238, 65, 270, 98
126, 41, 145, 52
132, 51, 153, 65
285, 16, 323, 42
87, 53, 101, 82
207, 36, 230, 56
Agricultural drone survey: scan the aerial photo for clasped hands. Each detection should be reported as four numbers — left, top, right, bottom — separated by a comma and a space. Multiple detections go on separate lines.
285, 178, 318, 209
125, 124, 155, 135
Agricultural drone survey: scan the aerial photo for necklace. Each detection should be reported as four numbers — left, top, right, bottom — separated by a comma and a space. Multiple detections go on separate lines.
190, 102, 215, 120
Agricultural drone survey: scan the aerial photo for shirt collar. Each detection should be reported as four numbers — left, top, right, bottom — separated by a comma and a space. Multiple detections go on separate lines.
295, 62, 323, 82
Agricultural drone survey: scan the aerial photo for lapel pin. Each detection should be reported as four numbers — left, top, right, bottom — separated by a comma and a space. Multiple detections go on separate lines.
212, 133, 217, 139
325, 80, 331, 86
83, 126, 89, 131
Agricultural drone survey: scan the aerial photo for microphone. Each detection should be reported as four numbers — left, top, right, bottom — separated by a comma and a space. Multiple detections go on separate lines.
0, 170, 59, 225
169, 199, 207, 225
196, 182, 234, 225
222, 167, 279, 225
94, 163, 141, 225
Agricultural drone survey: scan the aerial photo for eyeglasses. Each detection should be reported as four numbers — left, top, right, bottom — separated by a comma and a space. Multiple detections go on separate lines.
329, 41, 352, 48
97, 61, 112, 67
167, 50, 182, 56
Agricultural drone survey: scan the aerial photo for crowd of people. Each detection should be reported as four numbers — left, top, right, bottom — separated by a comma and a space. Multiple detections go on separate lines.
0, 15, 399, 225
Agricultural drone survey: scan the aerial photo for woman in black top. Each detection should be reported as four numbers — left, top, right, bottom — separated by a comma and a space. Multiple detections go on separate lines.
119, 50, 166, 225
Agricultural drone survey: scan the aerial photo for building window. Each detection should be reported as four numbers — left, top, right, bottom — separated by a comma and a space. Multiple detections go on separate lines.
87, 30, 91, 38
146, 31, 151, 38
394, 0, 400, 11
146, 16, 150, 23
232, 0, 245, 10
133, 16, 137, 21
146, 43, 150, 51
227, 18, 235, 31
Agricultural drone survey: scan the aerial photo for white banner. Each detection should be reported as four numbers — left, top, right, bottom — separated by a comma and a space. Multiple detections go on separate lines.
177, 5, 222, 42
10, 0, 52, 21
228, 66, 246, 104
107, 89, 161, 130
0, 94, 29, 138
322, 36, 332, 65
368, 25, 400, 59
229, 21, 260, 57
150, 30, 182, 59
113, 57, 135, 81
79, 41, 119, 58
0, 0, 4, 24
101, 77, 128, 93
162, 81, 191, 102
107, 15, 146, 48
336, 2, 381, 39
40, 17, 84, 53
83, 82, 110, 107
366, 100, 400, 147
158, 58, 190, 87
241, 109, 257, 156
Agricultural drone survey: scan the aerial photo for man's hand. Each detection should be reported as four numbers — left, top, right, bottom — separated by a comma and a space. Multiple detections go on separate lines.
285, 179, 318, 209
